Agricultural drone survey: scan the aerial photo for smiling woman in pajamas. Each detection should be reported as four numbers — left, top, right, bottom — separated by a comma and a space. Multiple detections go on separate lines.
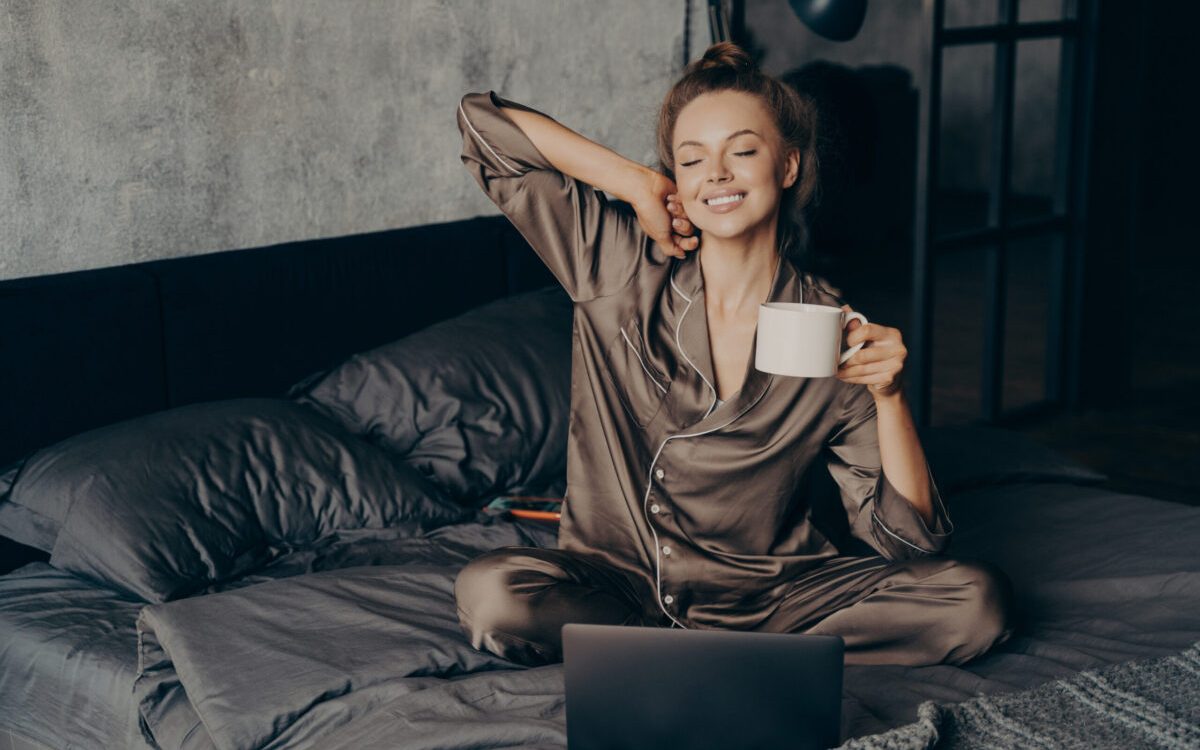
453, 42, 1014, 668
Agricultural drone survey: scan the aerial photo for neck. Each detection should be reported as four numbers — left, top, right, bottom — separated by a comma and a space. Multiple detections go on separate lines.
699, 222, 780, 319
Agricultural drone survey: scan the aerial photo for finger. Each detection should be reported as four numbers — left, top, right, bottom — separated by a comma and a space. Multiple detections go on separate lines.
674, 236, 695, 255
837, 360, 900, 378
672, 217, 693, 235
844, 345, 902, 367
849, 326, 904, 351
657, 239, 683, 259
850, 323, 902, 348
838, 375, 896, 390
846, 322, 878, 346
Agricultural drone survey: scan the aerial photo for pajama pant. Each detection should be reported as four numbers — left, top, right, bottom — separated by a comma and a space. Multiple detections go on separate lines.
454, 547, 1015, 668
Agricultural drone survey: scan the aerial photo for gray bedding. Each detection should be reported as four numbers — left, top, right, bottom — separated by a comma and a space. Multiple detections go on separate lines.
0, 564, 143, 749
1, 289, 1197, 749
135, 482, 1200, 749
4, 478, 1196, 749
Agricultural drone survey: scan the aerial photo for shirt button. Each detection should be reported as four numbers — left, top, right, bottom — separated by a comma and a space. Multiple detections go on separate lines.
662, 545, 671, 556
663, 595, 674, 605
655, 468, 665, 480
650, 504, 661, 514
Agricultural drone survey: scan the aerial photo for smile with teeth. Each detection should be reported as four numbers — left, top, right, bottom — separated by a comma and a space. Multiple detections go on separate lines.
705, 192, 745, 206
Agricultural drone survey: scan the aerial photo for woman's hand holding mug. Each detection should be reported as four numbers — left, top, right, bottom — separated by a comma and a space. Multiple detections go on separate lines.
835, 304, 906, 397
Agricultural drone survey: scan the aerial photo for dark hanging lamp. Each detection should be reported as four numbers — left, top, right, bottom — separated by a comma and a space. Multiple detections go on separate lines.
787, 0, 868, 41
708, 0, 867, 45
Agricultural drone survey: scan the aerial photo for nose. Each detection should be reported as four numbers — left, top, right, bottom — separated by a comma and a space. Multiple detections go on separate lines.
706, 155, 733, 184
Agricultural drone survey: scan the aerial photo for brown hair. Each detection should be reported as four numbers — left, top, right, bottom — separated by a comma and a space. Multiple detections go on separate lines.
656, 42, 820, 263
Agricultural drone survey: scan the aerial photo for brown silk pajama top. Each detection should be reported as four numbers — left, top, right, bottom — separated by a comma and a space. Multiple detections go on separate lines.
457, 90, 953, 631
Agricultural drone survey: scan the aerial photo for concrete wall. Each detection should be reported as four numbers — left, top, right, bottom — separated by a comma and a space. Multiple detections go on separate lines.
1, 1, 700, 281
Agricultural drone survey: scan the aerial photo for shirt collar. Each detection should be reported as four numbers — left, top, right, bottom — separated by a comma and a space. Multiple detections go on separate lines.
670, 247, 805, 305
668, 249, 807, 431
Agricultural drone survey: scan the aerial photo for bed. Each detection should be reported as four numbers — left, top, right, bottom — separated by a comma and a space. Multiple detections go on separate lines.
2, 284, 1198, 750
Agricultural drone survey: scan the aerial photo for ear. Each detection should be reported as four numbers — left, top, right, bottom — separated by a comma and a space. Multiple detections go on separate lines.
781, 148, 801, 189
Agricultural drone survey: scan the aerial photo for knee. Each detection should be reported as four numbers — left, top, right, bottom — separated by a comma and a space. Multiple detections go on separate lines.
454, 547, 538, 632
942, 560, 1015, 664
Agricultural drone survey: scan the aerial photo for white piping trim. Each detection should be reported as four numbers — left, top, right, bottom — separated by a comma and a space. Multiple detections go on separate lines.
669, 264, 718, 416
458, 101, 522, 177
642, 382, 772, 629
870, 510, 938, 554
668, 263, 693, 304
621, 329, 668, 394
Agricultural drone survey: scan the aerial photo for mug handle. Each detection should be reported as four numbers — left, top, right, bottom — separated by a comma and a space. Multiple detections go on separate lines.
839, 312, 869, 365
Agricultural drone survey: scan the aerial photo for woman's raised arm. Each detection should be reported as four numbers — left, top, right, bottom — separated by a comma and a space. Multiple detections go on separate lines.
457, 91, 696, 301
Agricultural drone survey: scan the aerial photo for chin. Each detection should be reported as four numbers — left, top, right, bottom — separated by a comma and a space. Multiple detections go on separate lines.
694, 211, 772, 240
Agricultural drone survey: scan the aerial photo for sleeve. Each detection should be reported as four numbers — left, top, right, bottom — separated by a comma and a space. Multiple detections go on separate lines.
822, 383, 954, 561
457, 90, 652, 302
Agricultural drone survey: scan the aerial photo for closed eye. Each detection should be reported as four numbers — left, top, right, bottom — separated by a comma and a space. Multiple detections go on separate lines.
680, 150, 757, 168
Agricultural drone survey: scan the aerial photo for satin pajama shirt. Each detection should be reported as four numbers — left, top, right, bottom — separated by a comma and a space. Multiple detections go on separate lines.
452, 91, 1013, 667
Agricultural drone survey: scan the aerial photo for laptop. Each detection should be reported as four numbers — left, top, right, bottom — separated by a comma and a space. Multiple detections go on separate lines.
562, 623, 844, 750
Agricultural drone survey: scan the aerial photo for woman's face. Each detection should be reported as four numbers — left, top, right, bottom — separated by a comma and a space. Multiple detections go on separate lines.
671, 90, 799, 244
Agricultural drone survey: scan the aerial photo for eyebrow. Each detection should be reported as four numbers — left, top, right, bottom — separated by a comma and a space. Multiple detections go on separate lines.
675, 129, 761, 150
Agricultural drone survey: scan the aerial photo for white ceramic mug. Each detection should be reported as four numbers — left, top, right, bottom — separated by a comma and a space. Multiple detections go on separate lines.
755, 302, 869, 378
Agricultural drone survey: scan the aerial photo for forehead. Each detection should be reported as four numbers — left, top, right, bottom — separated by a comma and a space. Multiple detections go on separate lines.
673, 90, 774, 148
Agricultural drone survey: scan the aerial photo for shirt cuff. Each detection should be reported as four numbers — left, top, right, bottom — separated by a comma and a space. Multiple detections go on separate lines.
870, 463, 953, 557
458, 90, 557, 176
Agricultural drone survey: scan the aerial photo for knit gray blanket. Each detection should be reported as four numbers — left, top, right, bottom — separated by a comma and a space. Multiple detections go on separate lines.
837, 641, 1200, 750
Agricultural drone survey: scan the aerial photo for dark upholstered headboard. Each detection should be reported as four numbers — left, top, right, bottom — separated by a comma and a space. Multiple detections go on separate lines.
0, 213, 559, 572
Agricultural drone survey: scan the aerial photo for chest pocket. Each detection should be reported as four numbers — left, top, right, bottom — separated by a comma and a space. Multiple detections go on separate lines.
603, 317, 671, 428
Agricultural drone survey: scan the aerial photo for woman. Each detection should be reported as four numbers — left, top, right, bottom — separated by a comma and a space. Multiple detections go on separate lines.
453, 42, 1014, 668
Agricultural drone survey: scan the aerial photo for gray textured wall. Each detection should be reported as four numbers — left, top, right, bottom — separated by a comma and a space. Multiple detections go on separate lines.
1, 1, 699, 281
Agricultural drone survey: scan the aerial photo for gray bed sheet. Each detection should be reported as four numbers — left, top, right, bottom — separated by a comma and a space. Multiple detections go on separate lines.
0, 517, 558, 750
3, 480, 1199, 749
0, 563, 145, 750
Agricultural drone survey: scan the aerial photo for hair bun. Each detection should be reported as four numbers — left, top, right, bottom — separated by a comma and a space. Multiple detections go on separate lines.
697, 41, 757, 74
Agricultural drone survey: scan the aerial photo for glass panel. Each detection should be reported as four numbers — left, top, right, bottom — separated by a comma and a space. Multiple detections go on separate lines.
936, 43, 995, 237
1009, 37, 1063, 222
1019, 0, 1071, 23
930, 248, 986, 426
1001, 235, 1055, 411
945, 0, 999, 28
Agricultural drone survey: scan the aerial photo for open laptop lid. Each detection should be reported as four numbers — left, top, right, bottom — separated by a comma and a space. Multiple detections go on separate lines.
563, 623, 844, 750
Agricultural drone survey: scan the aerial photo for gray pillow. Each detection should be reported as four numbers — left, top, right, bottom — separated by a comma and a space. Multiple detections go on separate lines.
14, 398, 471, 602
919, 425, 1108, 494
289, 286, 574, 506
0, 459, 59, 552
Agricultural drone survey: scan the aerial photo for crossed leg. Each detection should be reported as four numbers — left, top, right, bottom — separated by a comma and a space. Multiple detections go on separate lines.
752, 555, 1016, 666
454, 546, 663, 667
457, 547, 1014, 668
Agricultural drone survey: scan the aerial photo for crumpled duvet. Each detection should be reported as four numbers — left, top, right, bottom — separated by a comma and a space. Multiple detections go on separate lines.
131, 481, 1200, 750
134, 514, 561, 750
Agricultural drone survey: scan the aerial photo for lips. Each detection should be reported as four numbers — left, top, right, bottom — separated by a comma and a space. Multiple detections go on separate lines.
702, 190, 746, 213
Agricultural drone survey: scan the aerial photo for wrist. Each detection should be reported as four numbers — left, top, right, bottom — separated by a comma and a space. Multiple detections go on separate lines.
622, 166, 666, 207
870, 382, 906, 404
